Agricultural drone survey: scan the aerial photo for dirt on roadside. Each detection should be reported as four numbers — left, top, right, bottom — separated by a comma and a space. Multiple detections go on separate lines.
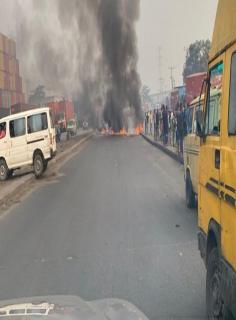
0, 132, 93, 217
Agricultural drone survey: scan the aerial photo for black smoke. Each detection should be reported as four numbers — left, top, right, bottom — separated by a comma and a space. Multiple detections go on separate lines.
14, 0, 142, 131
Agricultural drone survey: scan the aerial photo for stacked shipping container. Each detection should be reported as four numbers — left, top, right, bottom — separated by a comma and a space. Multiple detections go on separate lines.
0, 33, 25, 112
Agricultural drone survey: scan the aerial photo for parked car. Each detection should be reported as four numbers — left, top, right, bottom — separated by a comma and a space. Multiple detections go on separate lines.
0, 107, 56, 180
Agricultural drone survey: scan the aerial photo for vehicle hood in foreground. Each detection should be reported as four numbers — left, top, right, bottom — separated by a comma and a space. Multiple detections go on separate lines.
0, 295, 149, 320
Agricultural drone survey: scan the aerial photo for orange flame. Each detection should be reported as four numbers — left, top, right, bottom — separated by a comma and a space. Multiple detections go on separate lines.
119, 128, 128, 136
135, 124, 143, 135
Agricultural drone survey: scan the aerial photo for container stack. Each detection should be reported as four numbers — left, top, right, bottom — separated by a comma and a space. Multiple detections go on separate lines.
0, 33, 25, 112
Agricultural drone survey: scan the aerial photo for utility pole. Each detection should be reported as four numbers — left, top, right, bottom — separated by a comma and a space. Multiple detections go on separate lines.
169, 66, 175, 90
158, 46, 164, 105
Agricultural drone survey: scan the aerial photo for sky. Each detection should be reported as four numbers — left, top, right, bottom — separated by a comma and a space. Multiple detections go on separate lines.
0, 0, 218, 96
137, 0, 218, 94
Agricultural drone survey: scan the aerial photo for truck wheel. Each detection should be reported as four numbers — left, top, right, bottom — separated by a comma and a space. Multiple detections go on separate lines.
206, 247, 223, 319
185, 173, 195, 209
33, 153, 44, 179
0, 159, 9, 181
43, 160, 48, 172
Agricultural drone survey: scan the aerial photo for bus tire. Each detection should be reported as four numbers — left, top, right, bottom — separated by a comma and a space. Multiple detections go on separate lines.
185, 172, 195, 209
33, 152, 44, 179
0, 159, 9, 181
206, 247, 223, 319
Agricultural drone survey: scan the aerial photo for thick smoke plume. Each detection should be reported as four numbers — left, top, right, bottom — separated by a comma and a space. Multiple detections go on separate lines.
11, 0, 142, 130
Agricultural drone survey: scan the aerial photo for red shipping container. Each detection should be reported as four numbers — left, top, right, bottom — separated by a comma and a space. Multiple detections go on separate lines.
15, 76, 22, 92
185, 72, 207, 105
11, 92, 16, 106
3, 53, 9, 73
4, 73, 10, 90
15, 59, 19, 75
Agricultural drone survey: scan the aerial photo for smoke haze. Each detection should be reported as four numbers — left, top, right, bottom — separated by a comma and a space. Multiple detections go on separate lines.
1, 0, 142, 130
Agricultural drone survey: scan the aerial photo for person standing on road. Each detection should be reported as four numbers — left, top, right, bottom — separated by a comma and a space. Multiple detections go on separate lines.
149, 111, 153, 136
170, 112, 177, 146
145, 112, 149, 135
162, 105, 169, 145
154, 109, 160, 141
177, 104, 184, 154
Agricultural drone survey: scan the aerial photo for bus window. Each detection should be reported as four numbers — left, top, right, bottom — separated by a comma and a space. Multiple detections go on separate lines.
205, 62, 223, 136
228, 52, 236, 135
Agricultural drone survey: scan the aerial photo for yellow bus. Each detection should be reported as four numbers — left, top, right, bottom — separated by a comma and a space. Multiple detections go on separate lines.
184, 96, 203, 208
197, 0, 236, 318
184, 91, 221, 209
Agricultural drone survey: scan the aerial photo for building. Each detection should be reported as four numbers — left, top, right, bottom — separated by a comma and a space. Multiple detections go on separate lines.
185, 72, 207, 105
0, 33, 25, 115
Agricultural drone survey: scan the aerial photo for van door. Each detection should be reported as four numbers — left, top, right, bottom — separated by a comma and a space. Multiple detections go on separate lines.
199, 56, 224, 232
9, 117, 28, 167
220, 47, 236, 272
27, 112, 50, 161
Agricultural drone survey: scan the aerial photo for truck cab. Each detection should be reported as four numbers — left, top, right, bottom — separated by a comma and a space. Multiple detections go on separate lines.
197, 1, 236, 318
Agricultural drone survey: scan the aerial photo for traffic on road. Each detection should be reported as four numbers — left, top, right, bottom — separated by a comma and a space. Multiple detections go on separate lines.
0, 1, 235, 319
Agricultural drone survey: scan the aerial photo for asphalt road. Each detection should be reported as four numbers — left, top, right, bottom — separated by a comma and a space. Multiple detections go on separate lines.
0, 135, 206, 319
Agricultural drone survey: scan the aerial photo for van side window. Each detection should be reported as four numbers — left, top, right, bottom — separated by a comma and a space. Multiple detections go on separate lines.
0, 122, 6, 139
228, 52, 236, 134
27, 113, 48, 134
10, 118, 25, 138
205, 62, 223, 136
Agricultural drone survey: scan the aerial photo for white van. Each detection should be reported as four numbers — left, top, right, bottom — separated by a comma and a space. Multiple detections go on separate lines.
0, 107, 56, 181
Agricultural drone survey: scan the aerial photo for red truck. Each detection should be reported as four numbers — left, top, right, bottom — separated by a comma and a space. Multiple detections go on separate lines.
47, 99, 76, 132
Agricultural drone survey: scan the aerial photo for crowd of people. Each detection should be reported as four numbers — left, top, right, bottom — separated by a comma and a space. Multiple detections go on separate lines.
144, 104, 191, 155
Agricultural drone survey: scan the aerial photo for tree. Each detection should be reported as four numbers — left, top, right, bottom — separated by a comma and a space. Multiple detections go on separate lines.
183, 40, 211, 80
28, 85, 46, 105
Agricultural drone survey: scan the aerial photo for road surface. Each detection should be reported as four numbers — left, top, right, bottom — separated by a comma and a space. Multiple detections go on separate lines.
0, 135, 206, 319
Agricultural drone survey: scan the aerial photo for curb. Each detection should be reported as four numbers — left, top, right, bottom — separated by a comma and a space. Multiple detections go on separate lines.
141, 134, 183, 165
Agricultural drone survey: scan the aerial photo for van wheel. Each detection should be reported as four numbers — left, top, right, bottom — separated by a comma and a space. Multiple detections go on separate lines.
206, 247, 223, 319
0, 160, 9, 181
33, 153, 44, 179
185, 172, 195, 209
43, 160, 48, 172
